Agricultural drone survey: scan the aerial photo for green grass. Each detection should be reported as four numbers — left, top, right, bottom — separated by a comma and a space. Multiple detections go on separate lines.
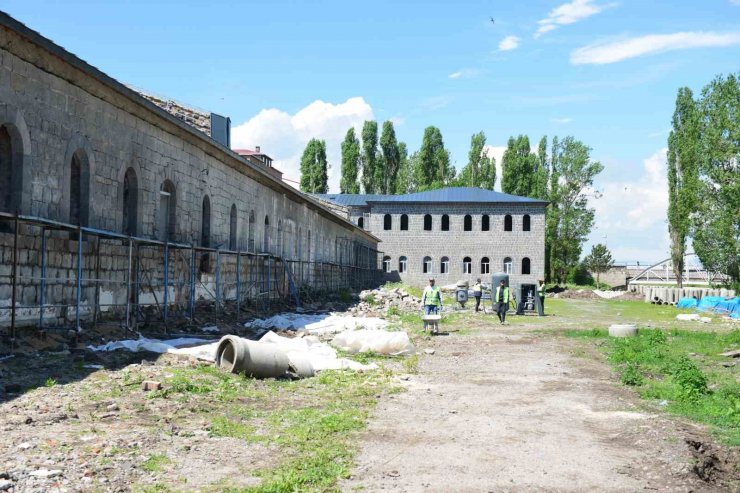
565, 328, 740, 445
141, 453, 171, 473
45, 377, 57, 388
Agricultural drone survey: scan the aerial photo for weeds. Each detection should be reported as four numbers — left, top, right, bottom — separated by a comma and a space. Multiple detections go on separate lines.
141, 453, 171, 473
45, 377, 57, 388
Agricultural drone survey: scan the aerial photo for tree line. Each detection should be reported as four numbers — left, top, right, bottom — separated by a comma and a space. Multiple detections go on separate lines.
300, 122, 605, 284
667, 72, 739, 289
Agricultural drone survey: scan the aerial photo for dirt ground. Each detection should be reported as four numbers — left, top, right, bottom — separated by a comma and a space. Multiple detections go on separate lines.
343, 315, 738, 493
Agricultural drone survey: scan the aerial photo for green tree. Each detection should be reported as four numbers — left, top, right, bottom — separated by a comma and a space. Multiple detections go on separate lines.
361, 121, 379, 193
548, 137, 604, 284
457, 131, 496, 190
667, 88, 700, 288
693, 73, 740, 288
379, 121, 400, 194
340, 128, 361, 194
583, 243, 614, 287
299, 138, 329, 194
535, 136, 549, 199
414, 126, 454, 190
501, 135, 538, 197
395, 142, 411, 194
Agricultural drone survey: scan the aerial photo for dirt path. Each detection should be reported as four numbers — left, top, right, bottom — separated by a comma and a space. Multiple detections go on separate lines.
344, 322, 721, 492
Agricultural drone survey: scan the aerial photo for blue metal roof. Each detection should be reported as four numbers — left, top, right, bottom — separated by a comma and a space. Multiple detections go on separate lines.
315, 187, 547, 206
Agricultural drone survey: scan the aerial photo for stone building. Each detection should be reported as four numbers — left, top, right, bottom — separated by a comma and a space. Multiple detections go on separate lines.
0, 12, 380, 331
316, 187, 547, 288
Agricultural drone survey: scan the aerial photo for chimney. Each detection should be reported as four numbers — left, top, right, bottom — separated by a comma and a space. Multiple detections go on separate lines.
209, 113, 231, 148
256, 146, 261, 153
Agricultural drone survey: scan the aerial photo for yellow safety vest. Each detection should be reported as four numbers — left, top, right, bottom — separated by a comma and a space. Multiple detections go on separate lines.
539, 284, 545, 296
423, 286, 442, 306
472, 283, 482, 294
495, 286, 509, 303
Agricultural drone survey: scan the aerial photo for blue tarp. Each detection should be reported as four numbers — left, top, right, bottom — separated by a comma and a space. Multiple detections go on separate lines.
680, 296, 740, 318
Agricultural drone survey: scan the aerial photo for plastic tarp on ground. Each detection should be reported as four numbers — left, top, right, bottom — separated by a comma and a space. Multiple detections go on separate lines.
331, 329, 415, 356
244, 313, 389, 335
677, 296, 740, 318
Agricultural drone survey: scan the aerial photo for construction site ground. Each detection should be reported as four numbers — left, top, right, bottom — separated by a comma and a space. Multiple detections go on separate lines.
0, 296, 738, 492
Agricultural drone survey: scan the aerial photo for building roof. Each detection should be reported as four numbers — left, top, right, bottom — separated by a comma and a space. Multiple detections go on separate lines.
315, 187, 548, 207
234, 148, 272, 159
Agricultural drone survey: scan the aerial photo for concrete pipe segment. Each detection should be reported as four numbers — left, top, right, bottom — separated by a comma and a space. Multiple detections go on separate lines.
215, 335, 290, 378
608, 324, 638, 337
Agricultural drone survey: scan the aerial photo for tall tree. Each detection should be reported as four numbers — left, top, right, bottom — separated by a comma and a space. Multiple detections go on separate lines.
544, 136, 560, 283
693, 73, 740, 288
535, 136, 549, 199
414, 126, 454, 190
395, 143, 414, 194
340, 128, 361, 194
583, 243, 615, 287
361, 121, 379, 193
501, 135, 538, 197
379, 121, 400, 194
667, 88, 700, 288
299, 138, 329, 194
548, 137, 604, 283
457, 132, 495, 190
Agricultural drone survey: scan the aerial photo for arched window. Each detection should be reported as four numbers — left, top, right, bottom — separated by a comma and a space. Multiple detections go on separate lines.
481, 257, 490, 274
441, 214, 449, 231
481, 215, 490, 231
383, 256, 391, 273
400, 214, 408, 230
358, 217, 364, 229
69, 149, 90, 226
158, 180, 176, 241
399, 256, 407, 273
523, 214, 531, 232
522, 257, 531, 275
423, 256, 432, 274
0, 124, 21, 214
384, 214, 392, 230
122, 167, 138, 236
248, 211, 255, 252
263, 215, 270, 252
504, 257, 513, 274
229, 204, 237, 250
464, 214, 472, 231
504, 214, 512, 232
201, 195, 211, 247
440, 256, 449, 274
424, 214, 432, 231
463, 256, 472, 274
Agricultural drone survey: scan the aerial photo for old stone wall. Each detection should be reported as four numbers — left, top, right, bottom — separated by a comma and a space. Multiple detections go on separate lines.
368, 203, 546, 288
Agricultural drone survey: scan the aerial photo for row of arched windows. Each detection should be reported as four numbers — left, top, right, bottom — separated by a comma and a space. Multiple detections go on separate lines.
383, 256, 532, 275
381, 214, 531, 232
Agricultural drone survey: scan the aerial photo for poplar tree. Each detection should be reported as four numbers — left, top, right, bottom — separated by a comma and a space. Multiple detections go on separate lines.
501, 135, 538, 197
340, 128, 361, 194
395, 142, 412, 194
667, 88, 700, 288
458, 131, 495, 190
379, 121, 400, 194
299, 139, 328, 194
414, 126, 454, 190
361, 121, 379, 193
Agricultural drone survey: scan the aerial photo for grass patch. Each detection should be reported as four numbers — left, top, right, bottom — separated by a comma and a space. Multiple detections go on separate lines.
566, 328, 740, 445
141, 453, 171, 473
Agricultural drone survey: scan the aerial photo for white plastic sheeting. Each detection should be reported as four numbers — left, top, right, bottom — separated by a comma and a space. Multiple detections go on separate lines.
87, 337, 212, 354
331, 329, 415, 356
244, 313, 389, 335
258, 331, 377, 371
676, 314, 712, 323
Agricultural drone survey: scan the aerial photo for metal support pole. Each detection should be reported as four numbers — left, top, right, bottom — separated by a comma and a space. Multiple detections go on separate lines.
267, 256, 271, 310
215, 250, 221, 313
163, 241, 169, 328
189, 247, 196, 322
9, 215, 19, 349
125, 238, 133, 330
75, 225, 83, 332
38, 227, 46, 330
93, 235, 101, 325
236, 250, 241, 320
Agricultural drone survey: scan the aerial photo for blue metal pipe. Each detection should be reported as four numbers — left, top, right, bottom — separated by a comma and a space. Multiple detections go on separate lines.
75, 226, 83, 331
38, 227, 46, 330
163, 241, 169, 327
189, 247, 196, 321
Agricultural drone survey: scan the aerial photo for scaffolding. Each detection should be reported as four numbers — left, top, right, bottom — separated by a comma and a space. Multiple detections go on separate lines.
0, 212, 383, 354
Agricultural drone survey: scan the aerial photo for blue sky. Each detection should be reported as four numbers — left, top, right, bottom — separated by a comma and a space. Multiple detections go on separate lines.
4, 0, 740, 262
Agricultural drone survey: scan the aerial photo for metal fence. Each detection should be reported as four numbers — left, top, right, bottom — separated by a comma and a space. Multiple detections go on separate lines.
0, 212, 383, 353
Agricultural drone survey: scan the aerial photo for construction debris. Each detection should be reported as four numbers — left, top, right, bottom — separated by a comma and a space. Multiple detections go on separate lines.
355, 286, 422, 315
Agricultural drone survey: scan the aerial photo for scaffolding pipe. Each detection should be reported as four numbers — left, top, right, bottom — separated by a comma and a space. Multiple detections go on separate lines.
10, 215, 19, 347
93, 235, 101, 325
215, 250, 221, 313
189, 247, 196, 321
163, 241, 169, 327
38, 227, 46, 330
236, 248, 241, 320
125, 237, 133, 330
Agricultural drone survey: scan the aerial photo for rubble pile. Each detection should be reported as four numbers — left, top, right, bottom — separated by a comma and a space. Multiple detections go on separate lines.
352, 286, 422, 316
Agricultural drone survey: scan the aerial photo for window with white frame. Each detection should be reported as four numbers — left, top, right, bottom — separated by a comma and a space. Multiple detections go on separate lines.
504, 257, 513, 274
463, 256, 472, 274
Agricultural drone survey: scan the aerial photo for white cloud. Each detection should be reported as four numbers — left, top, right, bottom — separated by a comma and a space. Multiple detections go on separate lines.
588, 148, 669, 262
551, 117, 573, 124
571, 31, 740, 65
535, 0, 615, 38
498, 35, 520, 51
448, 68, 479, 80
231, 97, 373, 192
420, 95, 452, 111
731, 0, 740, 5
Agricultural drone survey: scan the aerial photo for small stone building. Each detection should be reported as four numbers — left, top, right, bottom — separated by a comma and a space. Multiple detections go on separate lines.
316, 187, 547, 288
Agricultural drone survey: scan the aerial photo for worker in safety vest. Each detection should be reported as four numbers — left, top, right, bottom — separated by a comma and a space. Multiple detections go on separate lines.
472, 278, 483, 312
422, 278, 443, 315
494, 280, 510, 324
538, 279, 546, 311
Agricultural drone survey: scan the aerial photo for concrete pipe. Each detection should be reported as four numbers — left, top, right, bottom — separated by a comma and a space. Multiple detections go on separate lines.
287, 353, 315, 378
215, 335, 290, 378
608, 324, 638, 337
